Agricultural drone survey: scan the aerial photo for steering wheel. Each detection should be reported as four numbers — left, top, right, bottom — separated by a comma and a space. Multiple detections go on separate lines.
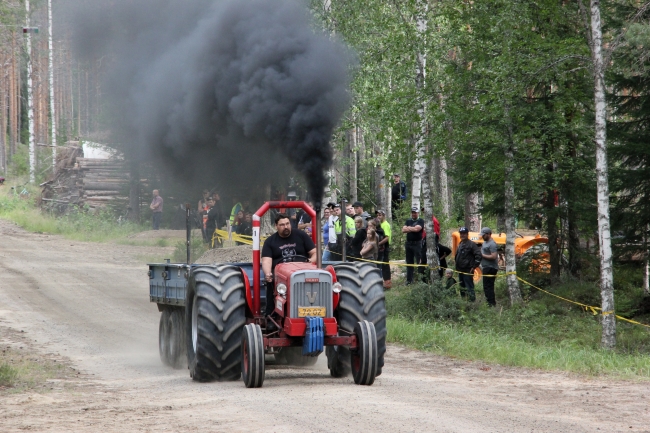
281, 254, 311, 263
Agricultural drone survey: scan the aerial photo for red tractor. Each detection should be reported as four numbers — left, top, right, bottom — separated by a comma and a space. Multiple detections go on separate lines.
175, 201, 386, 387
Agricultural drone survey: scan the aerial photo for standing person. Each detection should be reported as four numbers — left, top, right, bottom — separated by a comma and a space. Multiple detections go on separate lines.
197, 189, 210, 213
205, 197, 222, 248
229, 198, 243, 226
454, 227, 482, 301
376, 210, 392, 289
391, 174, 407, 218
402, 207, 424, 284
360, 226, 379, 263
235, 212, 253, 246
322, 206, 332, 262
480, 227, 499, 306
262, 213, 316, 320
419, 233, 452, 282
436, 234, 452, 278
297, 201, 313, 230
352, 201, 372, 227
348, 217, 367, 261
150, 189, 163, 230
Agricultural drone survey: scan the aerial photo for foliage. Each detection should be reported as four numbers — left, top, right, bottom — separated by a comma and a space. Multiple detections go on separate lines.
0, 363, 18, 387
385, 265, 650, 376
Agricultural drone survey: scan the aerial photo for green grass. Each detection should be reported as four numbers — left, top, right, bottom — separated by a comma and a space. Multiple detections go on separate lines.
0, 187, 145, 242
385, 274, 650, 379
0, 363, 18, 387
387, 316, 650, 378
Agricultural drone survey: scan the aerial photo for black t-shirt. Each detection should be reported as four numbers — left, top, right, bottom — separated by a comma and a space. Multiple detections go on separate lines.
262, 229, 316, 271
405, 218, 424, 242
297, 210, 312, 227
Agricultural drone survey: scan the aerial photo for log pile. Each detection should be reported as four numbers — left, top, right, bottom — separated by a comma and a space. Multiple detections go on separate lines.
41, 144, 130, 213
76, 157, 129, 209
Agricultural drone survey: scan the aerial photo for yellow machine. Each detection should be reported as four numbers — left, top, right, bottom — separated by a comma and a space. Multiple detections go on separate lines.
451, 231, 549, 272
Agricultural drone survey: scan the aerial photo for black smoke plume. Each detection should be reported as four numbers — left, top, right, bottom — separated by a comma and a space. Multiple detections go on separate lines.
69, 0, 352, 204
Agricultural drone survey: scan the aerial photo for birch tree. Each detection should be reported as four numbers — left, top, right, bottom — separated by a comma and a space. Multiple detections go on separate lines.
587, 0, 615, 348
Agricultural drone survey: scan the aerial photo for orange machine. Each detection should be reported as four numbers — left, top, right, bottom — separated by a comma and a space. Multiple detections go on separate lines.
451, 232, 549, 271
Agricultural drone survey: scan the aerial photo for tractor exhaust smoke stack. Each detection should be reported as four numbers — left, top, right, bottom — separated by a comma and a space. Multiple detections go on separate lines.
69, 0, 353, 202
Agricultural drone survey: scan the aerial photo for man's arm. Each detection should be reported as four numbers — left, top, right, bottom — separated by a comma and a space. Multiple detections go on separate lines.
262, 257, 273, 282
473, 243, 483, 268
482, 245, 498, 261
307, 248, 317, 264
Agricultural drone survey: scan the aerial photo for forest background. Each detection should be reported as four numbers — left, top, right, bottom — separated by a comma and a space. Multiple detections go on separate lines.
1, 0, 650, 367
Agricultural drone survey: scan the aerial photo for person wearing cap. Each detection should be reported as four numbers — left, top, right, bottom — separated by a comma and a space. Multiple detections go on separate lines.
328, 203, 355, 259
391, 174, 408, 218
480, 227, 499, 306
402, 206, 425, 284
376, 210, 392, 288
352, 201, 372, 227
454, 227, 482, 301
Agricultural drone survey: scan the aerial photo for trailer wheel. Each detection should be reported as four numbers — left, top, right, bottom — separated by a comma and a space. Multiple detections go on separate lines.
185, 265, 247, 382
159, 309, 171, 367
281, 347, 319, 367
351, 320, 378, 385
168, 309, 186, 369
328, 263, 386, 378
241, 323, 265, 388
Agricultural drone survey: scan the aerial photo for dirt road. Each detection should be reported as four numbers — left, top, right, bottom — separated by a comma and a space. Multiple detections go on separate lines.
1, 220, 648, 432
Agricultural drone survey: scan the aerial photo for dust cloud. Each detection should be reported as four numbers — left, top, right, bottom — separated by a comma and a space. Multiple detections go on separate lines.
68, 0, 353, 203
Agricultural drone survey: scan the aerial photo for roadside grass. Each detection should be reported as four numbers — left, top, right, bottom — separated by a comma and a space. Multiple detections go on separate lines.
0, 346, 69, 392
385, 276, 650, 379
0, 187, 145, 242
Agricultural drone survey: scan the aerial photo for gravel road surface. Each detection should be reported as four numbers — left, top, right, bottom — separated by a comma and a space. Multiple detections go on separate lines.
0, 220, 648, 432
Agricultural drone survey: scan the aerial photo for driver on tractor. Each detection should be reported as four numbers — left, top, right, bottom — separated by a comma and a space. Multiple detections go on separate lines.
261, 213, 317, 323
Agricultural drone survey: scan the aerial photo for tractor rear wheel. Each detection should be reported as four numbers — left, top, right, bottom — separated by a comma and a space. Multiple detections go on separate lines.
328, 262, 386, 378
159, 309, 171, 367
241, 323, 265, 388
185, 265, 247, 382
351, 320, 378, 385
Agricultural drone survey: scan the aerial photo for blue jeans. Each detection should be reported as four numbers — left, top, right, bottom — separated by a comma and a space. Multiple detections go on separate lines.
152, 212, 162, 230
458, 272, 476, 301
322, 249, 332, 262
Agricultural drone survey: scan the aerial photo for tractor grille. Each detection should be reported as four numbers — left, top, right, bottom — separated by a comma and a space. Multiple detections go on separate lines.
290, 271, 333, 318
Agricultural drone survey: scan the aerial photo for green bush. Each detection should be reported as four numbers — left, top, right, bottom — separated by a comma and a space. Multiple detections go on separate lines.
0, 363, 18, 387
172, 236, 208, 263
387, 280, 465, 321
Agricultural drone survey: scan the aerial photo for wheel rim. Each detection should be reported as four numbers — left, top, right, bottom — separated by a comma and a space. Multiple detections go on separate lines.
191, 295, 198, 353
168, 314, 176, 358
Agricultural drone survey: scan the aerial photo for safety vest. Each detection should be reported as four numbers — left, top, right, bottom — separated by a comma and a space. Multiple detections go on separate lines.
333, 216, 355, 237
229, 202, 242, 225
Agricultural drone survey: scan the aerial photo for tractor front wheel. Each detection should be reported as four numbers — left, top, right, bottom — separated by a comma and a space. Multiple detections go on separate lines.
241, 324, 265, 388
351, 320, 378, 385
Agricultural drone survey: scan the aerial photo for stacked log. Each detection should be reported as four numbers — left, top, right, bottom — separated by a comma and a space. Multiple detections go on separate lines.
41, 145, 130, 213
77, 158, 129, 209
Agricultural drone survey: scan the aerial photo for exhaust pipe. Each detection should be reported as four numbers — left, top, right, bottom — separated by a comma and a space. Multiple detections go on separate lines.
315, 203, 322, 269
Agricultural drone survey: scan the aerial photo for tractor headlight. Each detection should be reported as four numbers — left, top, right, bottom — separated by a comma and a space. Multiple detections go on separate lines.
276, 283, 287, 297
332, 282, 342, 293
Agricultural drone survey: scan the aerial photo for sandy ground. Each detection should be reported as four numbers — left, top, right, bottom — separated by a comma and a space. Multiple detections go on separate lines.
0, 219, 649, 433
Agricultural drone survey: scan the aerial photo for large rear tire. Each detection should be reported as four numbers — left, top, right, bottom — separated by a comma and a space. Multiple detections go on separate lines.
351, 320, 378, 385
241, 323, 265, 388
185, 265, 247, 382
328, 262, 386, 378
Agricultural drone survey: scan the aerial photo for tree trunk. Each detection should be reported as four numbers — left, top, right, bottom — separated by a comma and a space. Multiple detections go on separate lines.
349, 127, 358, 203
589, 0, 616, 349
48, 0, 57, 167
26, 0, 36, 182
374, 142, 387, 213
504, 108, 522, 305
128, 161, 140, 222
643, 225, 650, 296
422, 156, 440, 282
464, 193, 480, 231
411, 0, 427, 212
